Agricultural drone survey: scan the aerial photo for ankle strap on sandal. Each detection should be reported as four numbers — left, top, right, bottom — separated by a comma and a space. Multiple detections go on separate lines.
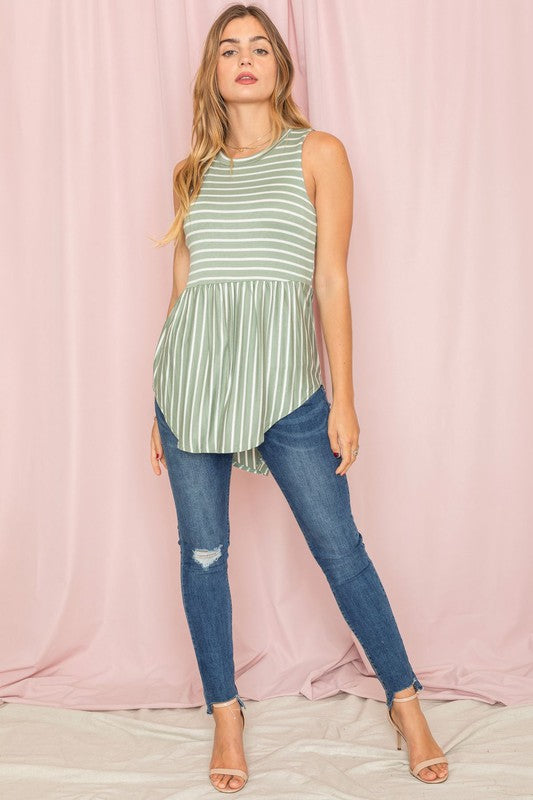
392, 691, 420, 703
211, 697, 240, 708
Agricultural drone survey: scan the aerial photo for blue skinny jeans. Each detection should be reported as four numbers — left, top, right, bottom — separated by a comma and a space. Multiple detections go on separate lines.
154, 384, 423, 715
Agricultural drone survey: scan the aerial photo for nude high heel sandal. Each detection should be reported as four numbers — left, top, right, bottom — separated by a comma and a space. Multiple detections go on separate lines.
388, 691, 449, 783
209, 698, 248, 793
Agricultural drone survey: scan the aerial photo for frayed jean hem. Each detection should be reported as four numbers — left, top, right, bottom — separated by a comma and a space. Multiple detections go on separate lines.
206, 693, 247, 716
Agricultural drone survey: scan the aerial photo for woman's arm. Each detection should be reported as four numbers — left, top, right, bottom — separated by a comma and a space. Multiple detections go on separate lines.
307, 131, 360, 473
310, 131, 354, 403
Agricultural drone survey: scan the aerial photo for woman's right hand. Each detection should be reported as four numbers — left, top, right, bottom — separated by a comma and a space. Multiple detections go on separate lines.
151, 417, 167, 475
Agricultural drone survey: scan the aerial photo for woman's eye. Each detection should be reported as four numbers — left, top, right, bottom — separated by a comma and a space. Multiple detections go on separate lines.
221, 48, 269, 57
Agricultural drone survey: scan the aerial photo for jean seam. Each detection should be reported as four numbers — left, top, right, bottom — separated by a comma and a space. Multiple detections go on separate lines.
205, 455, 237, 715
327, 575, 423, 708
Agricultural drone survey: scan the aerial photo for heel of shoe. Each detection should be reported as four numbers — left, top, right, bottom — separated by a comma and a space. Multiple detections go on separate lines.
390, 689, 419, 750
388, 708, 404, 750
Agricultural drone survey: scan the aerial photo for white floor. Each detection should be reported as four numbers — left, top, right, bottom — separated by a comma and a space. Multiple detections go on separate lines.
0, 693, 531, 799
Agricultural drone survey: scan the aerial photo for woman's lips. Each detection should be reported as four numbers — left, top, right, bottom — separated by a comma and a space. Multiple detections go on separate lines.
236, 76, 257, 84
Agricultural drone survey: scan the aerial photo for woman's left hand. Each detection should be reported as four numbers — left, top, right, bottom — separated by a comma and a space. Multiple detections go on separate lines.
327, 400, 360, 475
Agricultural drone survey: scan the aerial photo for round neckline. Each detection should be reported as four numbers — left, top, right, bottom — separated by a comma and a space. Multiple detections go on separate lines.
218, 127, 292, 163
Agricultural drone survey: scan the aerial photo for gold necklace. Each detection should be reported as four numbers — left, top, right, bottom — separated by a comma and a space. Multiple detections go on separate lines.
226, 127, 272, 152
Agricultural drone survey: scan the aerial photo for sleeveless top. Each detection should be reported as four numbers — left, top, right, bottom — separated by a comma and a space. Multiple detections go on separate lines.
152, 127, 322, 476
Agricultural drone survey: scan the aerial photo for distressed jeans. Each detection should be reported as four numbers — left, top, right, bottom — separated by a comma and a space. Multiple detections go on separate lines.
154, 384, 423, 715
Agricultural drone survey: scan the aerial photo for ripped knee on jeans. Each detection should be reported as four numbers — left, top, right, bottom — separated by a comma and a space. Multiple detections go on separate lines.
192, 545, 223, 569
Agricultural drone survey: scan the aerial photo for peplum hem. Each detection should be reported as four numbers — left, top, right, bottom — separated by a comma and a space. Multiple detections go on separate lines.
152, 278, 322, 476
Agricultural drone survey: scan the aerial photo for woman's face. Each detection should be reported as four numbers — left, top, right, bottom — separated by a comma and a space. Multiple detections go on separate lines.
216, 16, 278, 107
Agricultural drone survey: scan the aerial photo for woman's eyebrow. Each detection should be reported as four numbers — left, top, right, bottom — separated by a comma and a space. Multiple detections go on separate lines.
219, 35, 271, 45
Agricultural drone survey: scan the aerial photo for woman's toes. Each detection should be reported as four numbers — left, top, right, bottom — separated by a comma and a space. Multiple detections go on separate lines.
432, 762, 447, 778
419, 763, 447, 781
213, 773, 243, 790
419, 767, 437, 780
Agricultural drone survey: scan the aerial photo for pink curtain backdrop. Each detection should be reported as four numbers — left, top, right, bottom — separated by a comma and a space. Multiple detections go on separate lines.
1, 0, 531, 711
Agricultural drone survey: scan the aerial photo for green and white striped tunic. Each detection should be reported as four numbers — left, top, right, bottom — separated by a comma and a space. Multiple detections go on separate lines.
152, 127, 322, 476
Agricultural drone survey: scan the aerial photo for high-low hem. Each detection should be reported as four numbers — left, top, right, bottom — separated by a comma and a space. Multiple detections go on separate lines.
154, 376, 322, 477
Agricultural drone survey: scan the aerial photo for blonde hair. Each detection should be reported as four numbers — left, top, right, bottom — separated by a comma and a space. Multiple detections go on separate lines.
151, 3, 312, 249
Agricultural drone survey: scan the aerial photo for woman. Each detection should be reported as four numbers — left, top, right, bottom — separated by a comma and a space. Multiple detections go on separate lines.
150, 3, 448, 793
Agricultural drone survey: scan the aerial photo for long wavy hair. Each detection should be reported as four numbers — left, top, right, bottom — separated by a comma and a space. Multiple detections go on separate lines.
152, 3, 312, 249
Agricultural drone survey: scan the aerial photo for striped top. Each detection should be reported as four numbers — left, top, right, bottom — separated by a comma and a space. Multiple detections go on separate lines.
152, 127, 322, 476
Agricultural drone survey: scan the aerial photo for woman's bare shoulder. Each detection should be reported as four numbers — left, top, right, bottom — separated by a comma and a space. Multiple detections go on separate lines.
304, 129, 349, 163
303, 130, 352, 198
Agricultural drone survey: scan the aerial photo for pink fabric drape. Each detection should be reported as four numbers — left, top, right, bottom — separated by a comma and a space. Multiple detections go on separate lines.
1, 0, 531, 711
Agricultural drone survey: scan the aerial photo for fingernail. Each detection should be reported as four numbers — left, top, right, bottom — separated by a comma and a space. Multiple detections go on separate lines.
333, 452, 339, 457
